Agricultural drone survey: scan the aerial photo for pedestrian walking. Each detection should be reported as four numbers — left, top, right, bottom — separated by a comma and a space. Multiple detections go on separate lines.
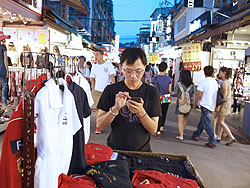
212, 73, 223, 138
192, 66, 218, 148
151, 62, 172, 138
90, 46, 115, 134
168, 66, 173, 78
0, 31, 11, 114
144, 64, 152, 84
175, 70, 195, 140
216, 67, 236, 146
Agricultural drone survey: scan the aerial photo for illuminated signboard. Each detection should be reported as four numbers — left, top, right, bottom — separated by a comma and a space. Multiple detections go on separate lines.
189, 19, 201, 33
189, 11, 211, 34
182, 43, 201, 71
184, 0, 203, 8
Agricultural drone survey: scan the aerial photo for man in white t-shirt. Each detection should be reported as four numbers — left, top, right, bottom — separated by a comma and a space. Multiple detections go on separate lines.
192, 65, 218, 148
90, 47, 115, 133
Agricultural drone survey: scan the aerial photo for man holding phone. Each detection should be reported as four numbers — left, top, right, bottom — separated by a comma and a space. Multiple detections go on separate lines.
96, 48, 161, 152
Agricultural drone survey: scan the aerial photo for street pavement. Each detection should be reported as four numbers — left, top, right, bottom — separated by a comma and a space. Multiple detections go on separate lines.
0, 98, 250, 187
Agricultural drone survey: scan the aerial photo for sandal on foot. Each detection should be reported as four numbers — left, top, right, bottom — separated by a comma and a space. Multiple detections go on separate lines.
176, 136, 183, 141
156, 131, 162, 139
225, 139, 236, 146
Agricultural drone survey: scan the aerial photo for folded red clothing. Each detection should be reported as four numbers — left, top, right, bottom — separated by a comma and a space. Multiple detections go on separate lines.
132, 169, 200, 188
58, 173, 96, 188
85, 143, 113, 165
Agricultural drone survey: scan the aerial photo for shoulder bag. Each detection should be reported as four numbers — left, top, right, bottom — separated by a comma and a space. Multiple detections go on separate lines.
155, 76, 171, 104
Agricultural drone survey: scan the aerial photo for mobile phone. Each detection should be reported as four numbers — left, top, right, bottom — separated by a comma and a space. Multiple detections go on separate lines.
130, 97, 141, 103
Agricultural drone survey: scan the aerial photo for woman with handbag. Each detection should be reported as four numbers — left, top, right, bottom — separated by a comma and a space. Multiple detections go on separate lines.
175, 70, 195, 140
151, 62, 172, 138
216, 67, 236, 146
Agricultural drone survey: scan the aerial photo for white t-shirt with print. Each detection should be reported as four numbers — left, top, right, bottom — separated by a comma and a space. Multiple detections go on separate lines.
34, 78, 82, 188
90, 61, 115, 92
197, 77, 218, 112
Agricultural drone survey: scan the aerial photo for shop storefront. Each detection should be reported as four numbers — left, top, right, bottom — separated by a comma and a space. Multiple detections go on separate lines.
0, 0, 47, 65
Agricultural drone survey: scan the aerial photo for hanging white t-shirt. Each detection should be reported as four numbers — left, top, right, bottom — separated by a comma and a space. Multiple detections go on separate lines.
197, 77, 218, 112
90, 61, 115, 92
73, 73, 93, 143
34, 78, 82, 188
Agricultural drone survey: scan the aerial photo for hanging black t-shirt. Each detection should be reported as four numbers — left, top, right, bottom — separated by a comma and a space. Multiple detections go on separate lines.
97, 81, 162, 152
68, 82, 91, 175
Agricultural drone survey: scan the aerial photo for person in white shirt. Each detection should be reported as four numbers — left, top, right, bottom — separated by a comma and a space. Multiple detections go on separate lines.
90, 47, 115, 133
192, 66, 218, 148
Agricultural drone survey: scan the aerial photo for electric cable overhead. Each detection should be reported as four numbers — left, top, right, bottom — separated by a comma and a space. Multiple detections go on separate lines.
80, 17, 150, 22
114, 0, 139, 7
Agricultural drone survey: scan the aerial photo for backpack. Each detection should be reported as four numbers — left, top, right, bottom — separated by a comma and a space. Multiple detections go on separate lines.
178, 82, 193, 113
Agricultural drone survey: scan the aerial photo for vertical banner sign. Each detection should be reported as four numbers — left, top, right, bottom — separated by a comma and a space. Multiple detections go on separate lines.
149, 53, 159, 64
182, 43, 201, 71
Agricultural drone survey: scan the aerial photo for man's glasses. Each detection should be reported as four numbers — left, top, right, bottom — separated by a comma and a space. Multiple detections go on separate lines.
123, 68, 144, 76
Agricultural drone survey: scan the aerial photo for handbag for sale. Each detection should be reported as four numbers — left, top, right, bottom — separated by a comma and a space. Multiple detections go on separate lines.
155, 77, 171, 104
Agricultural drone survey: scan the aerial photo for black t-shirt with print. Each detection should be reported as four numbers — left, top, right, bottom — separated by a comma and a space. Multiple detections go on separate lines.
97, 81, 162, 152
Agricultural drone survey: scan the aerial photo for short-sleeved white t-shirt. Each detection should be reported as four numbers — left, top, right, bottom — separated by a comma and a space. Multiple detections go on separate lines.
34, 78, 82, 188
90, 61, 115, 92
197, 77, 218, 112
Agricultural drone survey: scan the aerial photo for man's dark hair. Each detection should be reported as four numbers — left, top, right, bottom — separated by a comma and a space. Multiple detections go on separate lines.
158, 62, 168, 72
79, 56, 86, 61
203, 65, 214, 77
120, 47, 147, 66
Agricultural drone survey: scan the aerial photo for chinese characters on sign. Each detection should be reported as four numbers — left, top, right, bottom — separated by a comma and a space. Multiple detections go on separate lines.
182, 43, 201, 71
149, 53, 159, 64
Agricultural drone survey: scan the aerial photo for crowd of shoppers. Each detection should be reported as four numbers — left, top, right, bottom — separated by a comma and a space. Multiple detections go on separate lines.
0, 37, 238, 150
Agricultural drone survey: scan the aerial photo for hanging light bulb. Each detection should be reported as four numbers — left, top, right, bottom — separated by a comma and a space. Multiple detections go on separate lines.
23, 19, 27, 25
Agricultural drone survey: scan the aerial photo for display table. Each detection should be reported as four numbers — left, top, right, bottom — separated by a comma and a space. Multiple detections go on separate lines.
242, 102, 250, 137
115, 150, 206, 188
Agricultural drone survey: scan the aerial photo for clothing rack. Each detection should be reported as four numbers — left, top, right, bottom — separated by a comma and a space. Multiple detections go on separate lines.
20, 52, 79, 188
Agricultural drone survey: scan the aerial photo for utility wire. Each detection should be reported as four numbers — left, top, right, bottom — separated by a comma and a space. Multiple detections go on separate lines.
81, 17, 150, 22
114, 0, 139, 7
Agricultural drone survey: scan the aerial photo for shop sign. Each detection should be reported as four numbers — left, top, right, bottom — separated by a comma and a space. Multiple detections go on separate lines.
182, 43, 201, 71
190, 19, 201, 33
189, 11, 211, 34
149, 53, 159, 64
183, 62, 201, 71
184, 0, 203, 8
11, 0, 42, 15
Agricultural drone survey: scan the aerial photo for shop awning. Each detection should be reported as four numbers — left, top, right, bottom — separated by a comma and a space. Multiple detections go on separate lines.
173, 36, 189, 46
61, 0, 89, 15
43, 8, 78, 36
0, 0, 41, 22
191, 8, 250, 42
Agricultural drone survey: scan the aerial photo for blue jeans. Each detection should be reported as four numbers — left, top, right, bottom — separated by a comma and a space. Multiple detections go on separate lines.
193, 106, 216, 145
0, 76, 8, 106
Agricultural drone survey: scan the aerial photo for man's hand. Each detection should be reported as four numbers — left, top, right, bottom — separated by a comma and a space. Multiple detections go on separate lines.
112, 91, 130, 113
127, 97, 145, 117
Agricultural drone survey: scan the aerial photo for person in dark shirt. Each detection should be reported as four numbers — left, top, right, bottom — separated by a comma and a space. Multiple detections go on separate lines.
168, 66, 173, 78
96, 48, 161, 152
0, 32, 11, 112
